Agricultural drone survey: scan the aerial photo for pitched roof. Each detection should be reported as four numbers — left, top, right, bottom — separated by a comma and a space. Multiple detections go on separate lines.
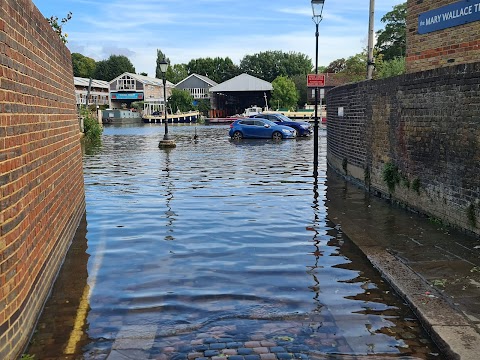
321, 73, 350, 87
210, 73, 272, 93
110, 72, 174, 87
176, 73, 218, 87
74, 77, 109, 88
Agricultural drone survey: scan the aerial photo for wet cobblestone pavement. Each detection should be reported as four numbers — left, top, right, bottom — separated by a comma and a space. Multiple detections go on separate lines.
85, 317, 441, 360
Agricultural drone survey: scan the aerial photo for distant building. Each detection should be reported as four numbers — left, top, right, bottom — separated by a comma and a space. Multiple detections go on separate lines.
209, 73, 272, 117
108, 72, 174, 109
306, 73, 349, 104
74, 77, 109, 107
175, 74, 218, 100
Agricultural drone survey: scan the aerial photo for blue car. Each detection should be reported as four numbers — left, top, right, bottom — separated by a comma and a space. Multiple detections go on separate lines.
229, 118, 296, 140
251, 113, 312, 137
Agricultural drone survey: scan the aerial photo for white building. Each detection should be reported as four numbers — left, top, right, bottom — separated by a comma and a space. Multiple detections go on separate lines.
74, 77, 109, 107
109, 72, 174, 110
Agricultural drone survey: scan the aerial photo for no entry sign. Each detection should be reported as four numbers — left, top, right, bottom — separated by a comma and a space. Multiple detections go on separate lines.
307, 74, 325, 87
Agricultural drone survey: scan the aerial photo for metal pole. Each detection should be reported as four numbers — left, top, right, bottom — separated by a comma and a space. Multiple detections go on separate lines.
313, 22, 319, 177
85, 77, 92, 108
163, 76, 169, 140
367, 0, 375, 79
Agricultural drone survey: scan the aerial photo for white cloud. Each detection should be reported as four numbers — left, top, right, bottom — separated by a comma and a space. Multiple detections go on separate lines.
39, 0, 404, 77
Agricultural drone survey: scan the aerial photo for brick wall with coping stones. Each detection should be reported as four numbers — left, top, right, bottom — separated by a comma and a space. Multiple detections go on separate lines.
0, 1, 86, 359
407, 0, 480, 73
326, 62, 480, 237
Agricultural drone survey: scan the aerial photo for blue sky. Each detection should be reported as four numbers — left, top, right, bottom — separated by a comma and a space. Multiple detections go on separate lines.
33, 0, 404, 77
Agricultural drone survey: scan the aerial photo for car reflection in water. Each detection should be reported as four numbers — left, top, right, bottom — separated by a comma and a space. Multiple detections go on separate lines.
229, 118, 296, 140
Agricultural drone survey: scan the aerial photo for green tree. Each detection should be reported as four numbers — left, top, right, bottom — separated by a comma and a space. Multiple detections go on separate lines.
195, 99, 211, 116
325, 58, 347, 73
334, 52, 367, 83
376, 57, 406, 79
291, 74, 308, 108
375, 2, 407, 61
240, 51, 312, 83
166, 64, 188, 84
94, 55, 135, 81
270, 76, 299, 111
186, 57, 239, 83
155, 49, 170, 79
72, 53, 96, 78
168, 89, 194, 113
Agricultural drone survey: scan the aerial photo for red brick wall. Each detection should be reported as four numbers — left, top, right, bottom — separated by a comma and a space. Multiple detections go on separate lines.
407, 0, 480, 73
0, 1, 85, 359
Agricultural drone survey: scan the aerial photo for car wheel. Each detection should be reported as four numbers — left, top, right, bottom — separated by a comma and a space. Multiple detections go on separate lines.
272, 131, 283, 141
232, 131, 243, 140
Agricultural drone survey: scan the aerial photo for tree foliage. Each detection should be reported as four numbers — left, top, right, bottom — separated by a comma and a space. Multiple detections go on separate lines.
376, 57, 406, 79
342, 53, 368, 82
94, 55, 135, 81
291, 74, 308, 108
195, 99, 211, 116
72, 53, 96, 78
168, 89, 195, 113
166, 64, 189, 84
271, 76, 299, 111
325, 58, 347, 73
186, 57, 239, 83
239, 51, 312, 83
155, 49, 170, 79
80, 108, 102, 144
375, 2, 407, 61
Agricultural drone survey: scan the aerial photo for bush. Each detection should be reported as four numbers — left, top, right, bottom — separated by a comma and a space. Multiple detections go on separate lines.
376, 57, 406, 79
382, 162, 400, 192
81, 108, 102, 143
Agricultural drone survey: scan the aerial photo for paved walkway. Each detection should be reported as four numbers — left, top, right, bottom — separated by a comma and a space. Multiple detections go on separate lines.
325, 168, 480, 360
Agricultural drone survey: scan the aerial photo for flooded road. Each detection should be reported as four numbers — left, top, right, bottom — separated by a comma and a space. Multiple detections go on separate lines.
27, 125, 444, 359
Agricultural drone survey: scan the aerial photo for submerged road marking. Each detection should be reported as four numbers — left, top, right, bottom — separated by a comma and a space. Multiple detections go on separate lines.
64, 232, 108, 355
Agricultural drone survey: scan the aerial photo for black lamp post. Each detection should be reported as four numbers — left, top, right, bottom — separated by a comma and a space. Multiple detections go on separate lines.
311, 0, 325, 176
158, 58, 176, 148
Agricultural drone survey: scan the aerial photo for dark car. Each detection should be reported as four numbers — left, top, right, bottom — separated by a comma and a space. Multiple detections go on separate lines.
251, 113, 312, 137
229, 118, 296, 140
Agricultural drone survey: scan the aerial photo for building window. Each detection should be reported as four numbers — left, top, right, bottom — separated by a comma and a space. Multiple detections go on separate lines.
117, 76, 136, 91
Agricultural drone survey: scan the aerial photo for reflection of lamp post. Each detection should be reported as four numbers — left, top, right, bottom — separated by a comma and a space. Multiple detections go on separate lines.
311, 0, 325, 176
158, 58, 176, 148
163, 149, 176, 241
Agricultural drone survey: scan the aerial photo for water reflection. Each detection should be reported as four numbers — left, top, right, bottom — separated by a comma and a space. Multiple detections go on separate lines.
162, 149, 176, 241
27, 213, 91, 357
27, 125, 444, 359
307, 168, 324, 314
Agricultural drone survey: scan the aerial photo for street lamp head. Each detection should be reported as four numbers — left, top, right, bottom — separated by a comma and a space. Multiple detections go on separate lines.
311, 0, 325, 22
159, 58, 168, 74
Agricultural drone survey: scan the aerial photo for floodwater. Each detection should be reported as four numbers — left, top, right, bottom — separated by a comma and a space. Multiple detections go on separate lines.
27, 125, 444, 360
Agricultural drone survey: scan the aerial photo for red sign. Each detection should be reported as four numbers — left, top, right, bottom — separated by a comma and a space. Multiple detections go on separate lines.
307, 74, 325, 87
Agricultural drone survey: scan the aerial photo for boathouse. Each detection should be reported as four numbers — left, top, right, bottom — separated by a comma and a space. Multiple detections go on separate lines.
109, 72, 174, 109
209, 73, 273, 117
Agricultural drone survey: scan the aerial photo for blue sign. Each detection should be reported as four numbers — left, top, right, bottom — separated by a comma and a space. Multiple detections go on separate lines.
111, 92, 144, 100
418, 0, 480, 34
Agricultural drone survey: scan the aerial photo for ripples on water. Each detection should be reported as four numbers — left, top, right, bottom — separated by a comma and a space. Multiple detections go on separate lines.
28, 124, 443, 359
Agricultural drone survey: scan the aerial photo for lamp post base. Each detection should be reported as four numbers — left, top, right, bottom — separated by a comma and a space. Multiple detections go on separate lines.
158, 139, 176, 148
